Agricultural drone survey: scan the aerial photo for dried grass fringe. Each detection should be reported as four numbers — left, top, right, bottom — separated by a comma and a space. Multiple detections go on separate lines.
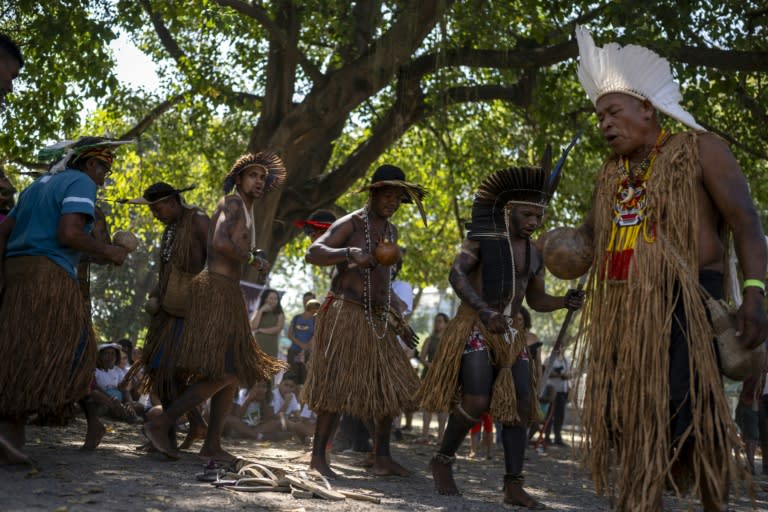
127, 310, 184, 396
129, 207, 203, 396
301, 295, 420, 419
416, 304, 539, 425
573, 132, 747, 511
174, 270, 285, 387
0, 256, 96, 419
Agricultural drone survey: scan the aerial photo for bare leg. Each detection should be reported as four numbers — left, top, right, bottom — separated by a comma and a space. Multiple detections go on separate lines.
310, 412, 339, 477
437, 412, 448, 443
483, 427, 493, 459
371, 415, 410, 476
0, 419, 30, 465
421, 411, 432, 441
179, 406, 208, 449
199, 383, 237, 461
79, 397, 106, 452
144, 375, 236, 459
469, 431, 479, 458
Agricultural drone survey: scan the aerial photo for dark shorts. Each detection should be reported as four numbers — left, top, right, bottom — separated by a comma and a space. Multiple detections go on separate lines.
669, 269, 722, 443
735, 403, 759, 441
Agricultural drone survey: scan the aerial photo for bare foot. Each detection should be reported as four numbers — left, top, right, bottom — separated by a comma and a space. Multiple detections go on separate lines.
504, 481, 546, 509
179, 426, 207, 450
0, 435, 31, 465
144, 418, 180, 460
198, 446, 236, 463
309, 454, 337, 478
430, 455, 460, 495
371, 456, 411, 476
354, 451, 374, 468
135, 441, 156, 452
80, 422, 106, 452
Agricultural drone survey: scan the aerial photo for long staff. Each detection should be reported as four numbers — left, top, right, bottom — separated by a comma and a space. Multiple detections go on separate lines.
533, 273, 587, 450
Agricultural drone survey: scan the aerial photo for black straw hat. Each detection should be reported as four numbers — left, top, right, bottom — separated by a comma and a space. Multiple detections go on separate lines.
120, 182, 196, 205
358, 164, 428, 226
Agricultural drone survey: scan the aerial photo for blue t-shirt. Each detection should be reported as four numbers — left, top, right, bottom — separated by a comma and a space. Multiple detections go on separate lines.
6, 169, 96, 278
290, 314, 315, 348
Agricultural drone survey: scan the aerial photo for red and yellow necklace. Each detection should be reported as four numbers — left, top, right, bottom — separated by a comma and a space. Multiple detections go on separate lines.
602, 129, 671, 281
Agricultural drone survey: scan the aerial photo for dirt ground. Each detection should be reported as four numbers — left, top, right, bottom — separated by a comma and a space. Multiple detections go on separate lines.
1, 418, 766, 512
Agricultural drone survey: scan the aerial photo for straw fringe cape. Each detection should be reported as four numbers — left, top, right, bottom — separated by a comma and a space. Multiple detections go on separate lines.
574, 131, 744, 510
136, 206, 203, 393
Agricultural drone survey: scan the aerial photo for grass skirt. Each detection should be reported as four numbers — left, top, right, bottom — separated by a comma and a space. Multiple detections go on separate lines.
0, 256, 96, 419
415, 303, 537, 425
130, 310, 186, 398
301, 294, 419, 419
173, 270, 285, 387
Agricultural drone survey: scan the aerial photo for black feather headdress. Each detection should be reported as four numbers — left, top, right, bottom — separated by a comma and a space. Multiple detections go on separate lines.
467, 134, 580, 240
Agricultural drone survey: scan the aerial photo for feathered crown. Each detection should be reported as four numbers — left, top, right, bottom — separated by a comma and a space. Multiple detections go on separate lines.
38, 136, 133, 175
575, 26, 703, 131
223, 152, 286, 194
467, 135, 579, 239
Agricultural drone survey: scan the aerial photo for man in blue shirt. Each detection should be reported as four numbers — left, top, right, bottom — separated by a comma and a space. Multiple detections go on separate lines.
0, 136, 130, 465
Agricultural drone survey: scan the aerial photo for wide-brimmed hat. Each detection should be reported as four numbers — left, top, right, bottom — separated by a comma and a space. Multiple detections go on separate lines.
293, 209, 337, 231
120, 182, 196, 205
358, 165, 428, 226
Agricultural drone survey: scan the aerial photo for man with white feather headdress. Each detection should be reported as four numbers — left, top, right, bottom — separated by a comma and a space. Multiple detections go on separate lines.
572, 27, 767, 511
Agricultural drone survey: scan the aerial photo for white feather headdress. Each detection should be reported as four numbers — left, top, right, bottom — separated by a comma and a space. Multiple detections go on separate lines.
575, 26, 703, 131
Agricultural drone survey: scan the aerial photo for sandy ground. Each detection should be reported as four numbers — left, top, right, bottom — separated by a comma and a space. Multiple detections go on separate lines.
1, 418, 766, 512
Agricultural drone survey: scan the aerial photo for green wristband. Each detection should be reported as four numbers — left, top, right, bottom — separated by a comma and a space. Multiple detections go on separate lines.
247, 252, 255, 265
743, 278, 766, 293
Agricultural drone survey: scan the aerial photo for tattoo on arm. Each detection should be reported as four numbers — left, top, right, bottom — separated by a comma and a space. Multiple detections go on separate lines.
216, 197, 249, 262
449, 241, 490, 315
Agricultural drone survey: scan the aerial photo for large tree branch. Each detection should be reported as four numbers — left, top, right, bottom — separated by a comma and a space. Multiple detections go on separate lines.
213, 0, 323, 83
267, 0, 453, 153
408, 41, 768, 83
139, 0, 190, 71
312, 79, 532, 205
661, 45, 768, 73
119, 92, 187, 140
140, 0, 265, 111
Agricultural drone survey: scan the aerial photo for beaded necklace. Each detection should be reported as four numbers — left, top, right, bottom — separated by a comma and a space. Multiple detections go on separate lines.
161, 222, 177, 263
362, 204, 392, 339
235, 189, 256, 250
604, 129, 670, 281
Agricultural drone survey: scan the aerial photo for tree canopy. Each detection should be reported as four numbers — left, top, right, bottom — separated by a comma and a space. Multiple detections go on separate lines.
2, 0, 767, 341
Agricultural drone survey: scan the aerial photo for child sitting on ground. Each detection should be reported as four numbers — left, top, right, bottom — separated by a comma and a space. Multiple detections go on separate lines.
223, 372, 315, 443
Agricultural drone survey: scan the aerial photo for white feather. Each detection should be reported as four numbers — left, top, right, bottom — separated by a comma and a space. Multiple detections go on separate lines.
575, 26, 704, 131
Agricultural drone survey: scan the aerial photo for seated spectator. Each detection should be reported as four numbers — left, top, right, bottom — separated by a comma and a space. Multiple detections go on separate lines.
91, 343, 142, 422
224, 373, 315, 443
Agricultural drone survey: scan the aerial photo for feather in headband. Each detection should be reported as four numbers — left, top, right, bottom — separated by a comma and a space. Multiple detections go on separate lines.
223, 152, 286, 194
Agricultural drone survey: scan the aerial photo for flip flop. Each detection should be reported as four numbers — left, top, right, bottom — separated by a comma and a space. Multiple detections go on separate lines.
285, 473, 345, 501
